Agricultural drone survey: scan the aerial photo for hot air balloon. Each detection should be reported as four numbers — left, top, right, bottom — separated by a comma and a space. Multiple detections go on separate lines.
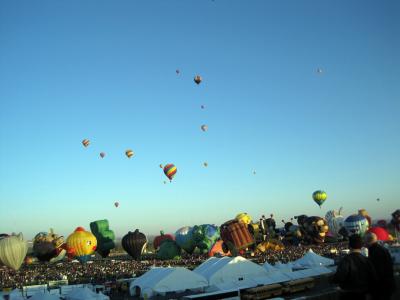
90, 220, 115, 258
192, 224, 220, 253
376, 198, 380, 202
201, 105, 205, 109
114, 202, 119, 208
317, 68, 323, 74
157, 240, 181, 260
66, 227, 97, 263
122, 229, 147, 260
358, 209, 372, 228
163, 181, 167, 184
0, 233, 28, 270
201, 125, 208, 132
163, 164, 177, 181
312, 190, 327, 208
176, 69, 180, 75
236, 213, 252, 225
175, 226, 195, 254
203, 162, 208, 167
159, 164, 163, 169
343, 215, 369, 237
368, 227, 389, 241
125, 149, 134, 158
100, 152, 105, 158
325, 208, 345, 238
209, 240, 230, 257
33, 229, 67, 262
194, 75, 202, 85
298, 216, 329, 244
82, 139, 90, 147
153, 231, 175, 250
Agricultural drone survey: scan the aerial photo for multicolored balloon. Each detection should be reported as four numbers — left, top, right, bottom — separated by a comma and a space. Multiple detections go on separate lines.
33, 229, 66, 263
358, 209, 372, 228
312, 190, 327, 208
163, 164, 177, 181
125, 149, 134, 158
192, 224, 220, 253
325, 208, 345, 237
194, 75, 202, 85
66, 227, 97, 263
153, 230, 175, 250
82, 139, 90, 147
343, 215, 369, 237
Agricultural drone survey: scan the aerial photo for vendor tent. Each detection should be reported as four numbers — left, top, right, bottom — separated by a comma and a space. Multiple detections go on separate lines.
194, 256, 268, 287
130, 267, 208, 298
30, 292, 61, 300
292, 249, 334, 268
65, 287, 109, 300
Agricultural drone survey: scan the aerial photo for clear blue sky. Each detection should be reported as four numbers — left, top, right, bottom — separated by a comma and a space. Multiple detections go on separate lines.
1, 0, 399, 239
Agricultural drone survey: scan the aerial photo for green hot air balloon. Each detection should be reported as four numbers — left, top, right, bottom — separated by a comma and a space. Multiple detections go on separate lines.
312, 190, 327, 208
90, 220, 115, 258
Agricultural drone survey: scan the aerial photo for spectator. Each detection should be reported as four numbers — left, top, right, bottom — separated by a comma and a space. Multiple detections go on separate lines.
332, 234, 378, 300
365, 232, 396, 300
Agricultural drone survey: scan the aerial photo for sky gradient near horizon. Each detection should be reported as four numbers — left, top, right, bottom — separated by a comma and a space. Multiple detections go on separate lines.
1, 0, 399, 239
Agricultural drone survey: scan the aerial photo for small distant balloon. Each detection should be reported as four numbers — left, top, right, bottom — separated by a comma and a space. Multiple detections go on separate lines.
201, 125, 208, 132
201, 105, 205, 109
377, 198, 380, 202
164, 164, 177, 181
82, 139, 90, 147
317, 68, 323, 74
163, 181, 167, 184
176, 69, 180, 75
114, 202, 119, 208
203, 162, 208, 167
100, 152, 105, 158
194, 75, 202, 85
159, 164, 163, 169
125, 150, 134, 158
253, 170, 256, 175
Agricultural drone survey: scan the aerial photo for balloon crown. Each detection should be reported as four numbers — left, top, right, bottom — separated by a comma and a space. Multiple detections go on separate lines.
75, 227, 85, 232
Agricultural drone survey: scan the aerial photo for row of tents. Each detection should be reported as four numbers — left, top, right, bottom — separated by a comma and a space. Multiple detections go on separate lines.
129, 249, 335, 298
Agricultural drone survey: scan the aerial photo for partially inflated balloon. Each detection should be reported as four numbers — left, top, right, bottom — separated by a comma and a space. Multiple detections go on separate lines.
0, 233, 28, 270
90, 220, 115, 258
82, 139, 90, 147
33, 229, 66, 262
343, 215, 369, 237
175, 226, 195, 254
312, 190, 327, 208
236, 213, 252, 225
164, 164, 177, 181
66, 227, 97, 263
358, 209, 372, 228
325, 209, 345, 237
125, 150, 134, 158
153, 231, 175, 250
192, 224, 220, 253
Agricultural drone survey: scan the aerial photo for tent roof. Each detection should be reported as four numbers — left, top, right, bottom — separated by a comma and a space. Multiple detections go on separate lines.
262, 262, 279, 273
292, 249, 334, 268
66, 287, 98, 300
30, 292, 60, 300
194, 256, 268, 286
273, 262, 292, 273
131, 267, 208, 294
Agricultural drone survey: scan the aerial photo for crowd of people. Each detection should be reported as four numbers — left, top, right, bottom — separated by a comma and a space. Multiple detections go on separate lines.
0, 242, 350, 290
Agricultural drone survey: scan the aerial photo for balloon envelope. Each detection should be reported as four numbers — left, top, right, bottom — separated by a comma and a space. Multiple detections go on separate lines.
163, 164, 177, 181
122, 229, 147, 260
100, 152, 105, 158
194, 75, 202, 84
82, 139, 90, 147
0, 233, 28, 270
201, 125, 208, 132
125, 150, 134, 158
312, 190, 327, 207
66, 227, 97, 263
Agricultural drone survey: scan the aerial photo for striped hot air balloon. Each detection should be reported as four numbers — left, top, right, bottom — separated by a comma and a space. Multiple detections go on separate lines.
163, 164, 177, 181
312, 190, 327, 208
125, 149, 134, 158
82, 139, 90, 147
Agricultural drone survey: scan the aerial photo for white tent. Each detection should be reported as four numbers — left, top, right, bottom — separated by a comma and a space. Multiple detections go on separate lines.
65, 287, 109, 300
30, 292, 61, 300
273, 262, 292, 273
8, 289, 25, 300
292, 249, 334, 268
194, 256, 268, 287
262, 261, 279, 273
130, 267, 208, 298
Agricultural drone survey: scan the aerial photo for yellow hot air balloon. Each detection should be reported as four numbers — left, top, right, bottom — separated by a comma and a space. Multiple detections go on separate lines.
235, 213, 252, 225
66, 227, 97, 264
126, 150, 134, 158
0, 233, 28, 270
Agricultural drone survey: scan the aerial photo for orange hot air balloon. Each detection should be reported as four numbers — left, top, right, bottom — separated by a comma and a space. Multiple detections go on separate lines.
125, 150, 134, 158
163, 164, 177, 181
209, 240, 230, 257
82, 139, 90, 147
